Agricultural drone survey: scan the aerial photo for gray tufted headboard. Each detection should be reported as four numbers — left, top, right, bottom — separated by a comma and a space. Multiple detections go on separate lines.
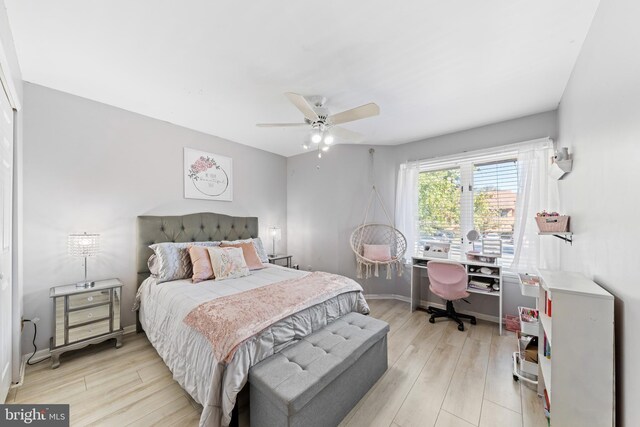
137, 212, 259, 288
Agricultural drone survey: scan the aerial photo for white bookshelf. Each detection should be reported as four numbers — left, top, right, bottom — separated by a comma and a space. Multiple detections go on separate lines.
537, 269, 614, 427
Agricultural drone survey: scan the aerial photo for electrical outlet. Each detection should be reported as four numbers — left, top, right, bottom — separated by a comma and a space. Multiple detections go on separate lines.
307, 265, 312, 271
32, 317, 40, 324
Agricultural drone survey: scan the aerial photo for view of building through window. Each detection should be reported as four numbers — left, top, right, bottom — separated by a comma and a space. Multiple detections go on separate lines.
418, 159, 518, 261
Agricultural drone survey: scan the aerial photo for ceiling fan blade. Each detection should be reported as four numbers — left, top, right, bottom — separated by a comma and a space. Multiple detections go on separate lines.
284, 92, 319, 121
330, 126, 365, 143
328, 103, 380, 125
256, 123, 308, 127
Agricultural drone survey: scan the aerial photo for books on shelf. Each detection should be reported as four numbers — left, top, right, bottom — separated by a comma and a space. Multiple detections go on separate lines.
543, 290, 553, 317
468, 279, 491, 290
543, 389, 551, 419
543, 332, 552, 359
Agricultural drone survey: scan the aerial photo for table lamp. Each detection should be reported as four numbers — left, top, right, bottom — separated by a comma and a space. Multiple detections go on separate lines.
268, 226, 281, 257
68, 232, 100, 288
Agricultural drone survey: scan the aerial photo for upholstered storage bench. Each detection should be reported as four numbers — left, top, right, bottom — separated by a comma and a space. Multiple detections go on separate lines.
249, 312, 389, 427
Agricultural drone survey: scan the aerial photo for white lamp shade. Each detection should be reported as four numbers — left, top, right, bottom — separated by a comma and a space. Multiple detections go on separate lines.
68, 233, 100, 257
268, 226, 282, 241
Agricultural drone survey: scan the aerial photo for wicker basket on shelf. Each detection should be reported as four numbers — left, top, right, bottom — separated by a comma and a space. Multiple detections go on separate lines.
535, 215, 570, 233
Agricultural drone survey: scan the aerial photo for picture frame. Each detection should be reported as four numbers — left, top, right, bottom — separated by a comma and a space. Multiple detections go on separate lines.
184, 148, 233, 201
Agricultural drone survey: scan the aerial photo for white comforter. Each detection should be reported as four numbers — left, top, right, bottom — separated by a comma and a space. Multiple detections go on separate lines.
137, 264, 369, 426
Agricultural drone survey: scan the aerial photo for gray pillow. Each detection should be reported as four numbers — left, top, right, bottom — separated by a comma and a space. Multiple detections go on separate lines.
149, 241, 220, 283
253, 237, 269, 263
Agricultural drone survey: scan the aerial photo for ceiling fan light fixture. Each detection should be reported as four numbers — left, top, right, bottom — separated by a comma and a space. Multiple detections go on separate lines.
324, 134, 334, 145
311, 130, 322, 144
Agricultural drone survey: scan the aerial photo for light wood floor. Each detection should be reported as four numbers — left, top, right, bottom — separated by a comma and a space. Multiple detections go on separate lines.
7, 299, 546, 427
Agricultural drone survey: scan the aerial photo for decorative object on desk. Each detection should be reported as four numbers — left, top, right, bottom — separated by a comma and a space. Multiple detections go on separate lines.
268, 226, 281, 257
466, 229, 480, 243
465, 228, 501, 259
184, 147, 233, 201
481, 237, 502, 256
535, 211, 570, 233
68, 232, 100, 288
422, 241, 450, 259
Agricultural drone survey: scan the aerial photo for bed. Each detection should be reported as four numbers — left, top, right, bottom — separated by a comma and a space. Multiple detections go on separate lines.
135, 213, 370, 427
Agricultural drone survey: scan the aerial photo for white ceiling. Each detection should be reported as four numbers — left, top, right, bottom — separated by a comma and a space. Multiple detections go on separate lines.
5, 0, 600, 157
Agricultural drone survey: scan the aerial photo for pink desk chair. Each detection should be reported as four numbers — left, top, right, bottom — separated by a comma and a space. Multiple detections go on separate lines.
426, 261, 477, 331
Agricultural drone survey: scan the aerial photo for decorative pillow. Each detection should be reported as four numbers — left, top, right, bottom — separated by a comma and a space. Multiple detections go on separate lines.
149, 241, 220, 283
363, 244, 392, 262
222, 238, 269, 264
147, 254, 160, 277
188, 245, 215, 283
220, 241, 264, 270
207, 246, 250, 280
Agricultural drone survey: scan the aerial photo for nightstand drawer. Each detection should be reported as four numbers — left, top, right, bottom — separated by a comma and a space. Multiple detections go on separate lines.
68, 319, 111, 343
68, 290, 110, 309
68, 304, 110, 327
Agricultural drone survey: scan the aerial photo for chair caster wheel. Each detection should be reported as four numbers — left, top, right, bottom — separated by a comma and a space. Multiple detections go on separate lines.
458, 324, 465, 332
426, 307, 434, 314
428, 317, 435, 324
470, 318, 477, 325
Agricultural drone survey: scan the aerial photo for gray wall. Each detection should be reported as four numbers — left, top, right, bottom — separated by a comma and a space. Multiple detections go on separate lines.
22, 83, 288, 352
557, 0, 640, 424
287, 110, 557, 317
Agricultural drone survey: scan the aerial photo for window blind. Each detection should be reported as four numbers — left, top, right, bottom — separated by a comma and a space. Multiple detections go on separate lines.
473, 159, 518, 263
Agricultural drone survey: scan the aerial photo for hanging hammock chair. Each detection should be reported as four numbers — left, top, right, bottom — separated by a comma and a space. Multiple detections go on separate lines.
350, 185, 407, 279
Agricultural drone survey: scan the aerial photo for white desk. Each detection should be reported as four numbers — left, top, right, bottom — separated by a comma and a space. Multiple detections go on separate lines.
411, 255, 504, 335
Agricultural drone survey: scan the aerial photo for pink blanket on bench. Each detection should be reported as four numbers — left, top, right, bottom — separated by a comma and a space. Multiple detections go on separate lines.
183, 271, 367, 363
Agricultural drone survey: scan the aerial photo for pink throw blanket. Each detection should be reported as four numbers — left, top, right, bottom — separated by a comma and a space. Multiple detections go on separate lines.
183, 271, 367, 363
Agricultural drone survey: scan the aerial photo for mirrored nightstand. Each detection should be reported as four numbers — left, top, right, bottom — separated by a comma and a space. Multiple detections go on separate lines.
49, 278, 124, 368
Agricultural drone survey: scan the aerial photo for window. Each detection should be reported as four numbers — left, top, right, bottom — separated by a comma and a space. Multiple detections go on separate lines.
418, 167, 462, 255
472, 160, 518, 263
418, 156, 519, 263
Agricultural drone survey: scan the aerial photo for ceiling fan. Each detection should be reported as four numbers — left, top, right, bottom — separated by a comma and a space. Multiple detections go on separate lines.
257, 92, 380, 157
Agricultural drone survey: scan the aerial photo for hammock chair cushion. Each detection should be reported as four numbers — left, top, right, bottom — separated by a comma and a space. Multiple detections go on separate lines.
363, 244, 392, 261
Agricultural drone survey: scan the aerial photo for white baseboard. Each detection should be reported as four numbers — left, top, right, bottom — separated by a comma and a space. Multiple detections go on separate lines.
12, 324, 138, 388
364, 293, 412, 303
364, 293, 500, 324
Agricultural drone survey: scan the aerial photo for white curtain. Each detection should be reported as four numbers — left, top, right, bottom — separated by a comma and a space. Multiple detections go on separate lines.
510, 142, 560, 272
395, 161, 419, 263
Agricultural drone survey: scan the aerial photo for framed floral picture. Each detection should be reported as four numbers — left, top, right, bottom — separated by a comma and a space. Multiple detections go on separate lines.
184, 148, 233, 201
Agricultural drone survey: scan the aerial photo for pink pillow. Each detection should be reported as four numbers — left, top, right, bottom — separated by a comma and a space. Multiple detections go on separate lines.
188, 245, 214, 283
220, 241, 264, 270
363, 244, 392, 261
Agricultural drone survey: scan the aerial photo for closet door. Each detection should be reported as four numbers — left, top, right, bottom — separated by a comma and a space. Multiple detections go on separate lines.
0, 86, 13, 402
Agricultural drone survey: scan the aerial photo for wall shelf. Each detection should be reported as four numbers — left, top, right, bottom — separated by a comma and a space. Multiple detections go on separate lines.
538, 231, 573, 245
